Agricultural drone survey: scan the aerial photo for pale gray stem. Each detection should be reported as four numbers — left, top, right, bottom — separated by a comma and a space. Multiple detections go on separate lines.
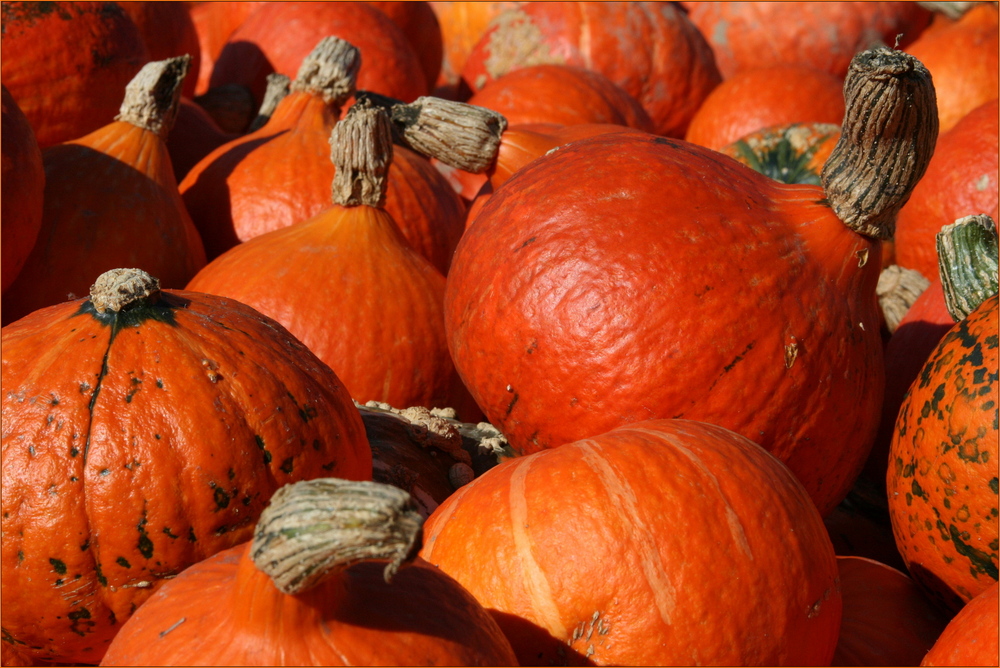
329, 100, 393, 207
389, 96, 508, 173
876, 265, 930, 332
248, 73, 291, 132
89, 268, 161, 314
291, 36, 361, 108
937, 214, 999, 321
115, 56, 192, 138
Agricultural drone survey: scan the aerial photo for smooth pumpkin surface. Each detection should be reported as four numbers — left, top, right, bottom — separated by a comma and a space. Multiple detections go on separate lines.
365, 1, 443, 94
921, 581, 999, 666
1, 85, 45, 293
120, 2, 201, 99
188, 1, 261, 96
887, 293, 999, 613
1, 280, 372, 664
421, 419, 841, 666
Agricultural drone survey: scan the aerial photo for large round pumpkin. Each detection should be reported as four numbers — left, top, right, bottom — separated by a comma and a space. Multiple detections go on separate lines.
421, 418, 841, 665
1, 85, 45, 293
444, 47, 938, 516
1, 268, 372, 664
921, 581, 999, 667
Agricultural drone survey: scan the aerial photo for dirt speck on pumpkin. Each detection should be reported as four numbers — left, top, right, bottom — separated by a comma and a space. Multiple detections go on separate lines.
481, 9, 560, 84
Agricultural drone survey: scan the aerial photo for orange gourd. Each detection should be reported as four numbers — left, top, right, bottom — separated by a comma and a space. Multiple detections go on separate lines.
1, 268, 372, 664
365, 1, 443, 94
1, 85, 45, 293
166, 96, 239, 183
2, 57, 207, 326
120, 1, 201, 99
430, 1, 523, 95
921, 582, 1000, 666
188, 1, 261, 96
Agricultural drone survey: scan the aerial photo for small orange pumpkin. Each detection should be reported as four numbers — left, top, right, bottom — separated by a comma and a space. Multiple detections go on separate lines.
921, 581, 999, 667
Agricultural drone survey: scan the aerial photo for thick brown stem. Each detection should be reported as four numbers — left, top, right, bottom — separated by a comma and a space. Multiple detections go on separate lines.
821, 46, 938, 239
876, 265, 930, 333
89, 268, 160, 314
937, 214, 999, 321
250, 478, 423, 593
329, 99, 393, 208
115, 56, 191, 138
291, 36, 360, 108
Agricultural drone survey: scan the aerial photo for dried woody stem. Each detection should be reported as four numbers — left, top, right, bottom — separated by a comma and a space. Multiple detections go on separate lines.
247, 73, 291, 132
89, 268, 160, 314
821, 46, 938, 240
250, 478, 424, 594
876, 265, 930, 333
291, 36, 361, 108
115, 56, 192, 138
329, 99, 394, 208
936, 214, 999, 321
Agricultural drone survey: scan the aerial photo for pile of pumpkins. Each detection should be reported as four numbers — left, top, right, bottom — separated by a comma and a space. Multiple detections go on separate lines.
1, 2, 997, 666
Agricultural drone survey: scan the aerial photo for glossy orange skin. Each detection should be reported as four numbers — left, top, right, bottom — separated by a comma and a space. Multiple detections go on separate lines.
833, 556, 951, 667
1, 85, 45, 293
100, 545, 517, 666
210, 1, 427, 107
459, 1, 721, 137
895, 99, 1000, 282
180, 91, 465, 273
446, 132, 884, 516
430, 1, 523, 93
189, 1, 261, 96
421, 419, 841, 665
121, 2, 201, 99
1, 120, 208, 326
467, 64, 654, 132
905, 4, 999, 133
187, 203, 460, 416
887, 294, 999, 613
685, 65, 845, 151
685, 2, 932, 80
0, 2, 149, 149
921, 581, 999, 667
365, 1, 443, 94
1, 289, 372, 664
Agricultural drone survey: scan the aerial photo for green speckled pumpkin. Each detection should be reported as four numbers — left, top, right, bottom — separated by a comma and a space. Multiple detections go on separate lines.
887, 293, 999, 613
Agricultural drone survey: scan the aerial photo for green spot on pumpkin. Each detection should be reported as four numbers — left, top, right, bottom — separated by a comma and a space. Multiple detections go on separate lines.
280, 457, 294, 474
911, 479, 928, 500
49, 558, 67, 575
950, 524, 999, 579
116, 557, 130, 569
213, 486, 230, 511
95, 562, 107, 587
254, 434, 272, 465
990, 478, 999, 495
137, 510, 153, 559
163, 527, 179, 539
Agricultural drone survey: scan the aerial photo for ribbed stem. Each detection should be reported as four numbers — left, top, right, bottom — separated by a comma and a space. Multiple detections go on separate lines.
821, 46, 938, 239
290, 36, 360, 108
247, 73, 291, 132
876, 265, 930, 333
115, 56, 191, 138
329, 99, 393, 208
250, 478, 424, 594
937, 214, 999, 321
89, 268, 161, 314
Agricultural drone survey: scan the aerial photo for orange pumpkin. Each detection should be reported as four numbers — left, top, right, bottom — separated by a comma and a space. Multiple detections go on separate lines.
1, 85, 45, 294
0, 1, 149, 149
718, 122, 842, 186
458, 1, 721, 137
165, 96, 238, 183
188, 1, 261, 96
120, 2, 202, 99
921, 582, 1000, 666
100, 478, 518, 666
421, 419, 842, 665
1, 268, 372, 664
1, 57, 207, 326
365, 1, 443, 94
430, 1, 523, 95
685, 64, 845, 151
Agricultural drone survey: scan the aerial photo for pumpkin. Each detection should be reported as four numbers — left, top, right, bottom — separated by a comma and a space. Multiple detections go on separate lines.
1, 267, 372, 664
120, 2, 201, 99
685, 2, 932, 80
430, 1, 523, 95
894, 98, 999, 282
886, 216, 999, 613
442, 46, 938, 516
905, 3, 999, 133
186, 100, 465, 417
1, 57, 207, 326
458, 1, 722, 137
718, 121, 841, 186
1, 85, 45, 294
823, 481, 908, 573
365, 1, 443, 94
210, 1, 428, 108
833, 556, 951, 667
921, 582, 1000, 667
166, 96, 238, 183
188, 1, 261, 96
99, 478, 518, 666
685, 64, 845, 151
421, 418, 841, 665
0, 1, 149, 149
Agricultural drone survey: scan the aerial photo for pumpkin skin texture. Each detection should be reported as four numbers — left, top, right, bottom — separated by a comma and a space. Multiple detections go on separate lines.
894, 99, 1000, 283
365, 1, 444, 94
685, 2, 932, 80
120, 2, 202, 99
166, 96, 238, 183
718, 122, 842, 186
421, 419, 842, 666
685, 64, 845, 151
921, 581, 999, 667
832, 556, 950, 667
887, 294, 999, 613
0, 272, 372, 665
430, 1, 523, 93
1, 85, 45, 294
445, 131, 884, 516
0, 1, 149, 149
458, 1, 722, 137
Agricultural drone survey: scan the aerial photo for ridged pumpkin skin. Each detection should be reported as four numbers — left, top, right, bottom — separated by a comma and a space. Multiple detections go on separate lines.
421, 419, 841, 666
1, 285, 372, 664
921, 581, 999, 667
445, 132, 884, 516
887, 294, 999, 613
1, 85, 45, 293
718, 122, 841, 187
833, 556, 950, 667
0, 1, 149, 148
894, 99, 1000, 283
685, 64, 845, 151
458, 1, 722, 137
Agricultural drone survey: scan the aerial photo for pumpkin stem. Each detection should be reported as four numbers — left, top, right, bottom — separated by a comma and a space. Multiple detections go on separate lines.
290, 36, 360, 109
115, 56, 192, 138
937, 214, 999, 321
247, 73, 291, 132
329, 99, 393, 208
89, 268, 161, 314
250, 478, 424, 594
821, 46, 938, 239
917, 1, 977, 19
876, 265, 930, 333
